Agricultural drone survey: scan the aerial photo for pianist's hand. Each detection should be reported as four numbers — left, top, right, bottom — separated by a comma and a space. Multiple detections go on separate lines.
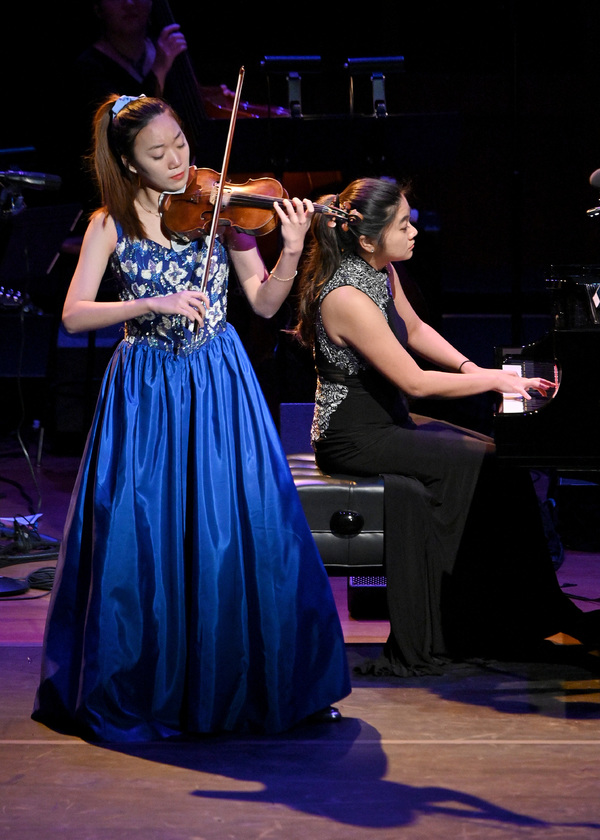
496, 372, 555, 400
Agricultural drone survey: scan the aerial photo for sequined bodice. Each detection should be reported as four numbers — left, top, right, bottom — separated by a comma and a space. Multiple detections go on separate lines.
109, 227, 229, 354
315, 254, 390, 376
312, 253, 409, 442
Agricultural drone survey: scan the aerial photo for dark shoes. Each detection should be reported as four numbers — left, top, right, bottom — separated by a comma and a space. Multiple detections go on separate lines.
305, 705, 342, 724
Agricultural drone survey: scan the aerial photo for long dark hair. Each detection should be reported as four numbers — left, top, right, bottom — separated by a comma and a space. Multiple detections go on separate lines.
294, 177, 408, 348
89, 94, 181, 239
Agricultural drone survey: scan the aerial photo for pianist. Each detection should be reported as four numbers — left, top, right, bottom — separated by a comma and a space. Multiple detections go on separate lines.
293, 176, 599, 676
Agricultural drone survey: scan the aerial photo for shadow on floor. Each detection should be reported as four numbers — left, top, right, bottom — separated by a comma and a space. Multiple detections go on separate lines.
96, 715, 598, 833
347, 642, 600, 720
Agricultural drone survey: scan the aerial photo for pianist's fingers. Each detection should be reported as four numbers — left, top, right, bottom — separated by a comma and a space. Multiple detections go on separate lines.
497, 373, 554, 400
523, 377, 555, 398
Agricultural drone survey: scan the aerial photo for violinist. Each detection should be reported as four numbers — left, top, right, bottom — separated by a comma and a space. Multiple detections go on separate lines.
32, 94, 350, 742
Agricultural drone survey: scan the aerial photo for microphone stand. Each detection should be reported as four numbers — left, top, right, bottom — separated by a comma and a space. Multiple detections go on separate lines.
0, 171, 63, 594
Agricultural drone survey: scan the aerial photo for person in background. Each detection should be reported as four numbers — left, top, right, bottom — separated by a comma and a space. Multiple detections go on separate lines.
76, 0, 187, 105
61, 0, 189, 207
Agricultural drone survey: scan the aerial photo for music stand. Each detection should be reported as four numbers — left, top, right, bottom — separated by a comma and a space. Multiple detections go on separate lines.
261, 56, 322, 118
345, 56, 405, 117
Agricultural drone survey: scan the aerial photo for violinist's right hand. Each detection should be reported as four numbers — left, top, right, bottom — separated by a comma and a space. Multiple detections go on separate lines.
151, 289, 210, 327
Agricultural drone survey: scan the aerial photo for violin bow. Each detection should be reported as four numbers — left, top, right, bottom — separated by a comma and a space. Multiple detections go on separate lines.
194, 66, 245, 333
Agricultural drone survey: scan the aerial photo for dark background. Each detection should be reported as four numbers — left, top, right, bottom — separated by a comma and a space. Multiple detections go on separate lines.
2, 1, 600, 445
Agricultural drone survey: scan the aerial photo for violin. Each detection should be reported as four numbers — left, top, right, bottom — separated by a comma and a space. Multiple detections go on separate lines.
159, 165, 351, 243
164, 67, 349, 315
160, 166, 288, 240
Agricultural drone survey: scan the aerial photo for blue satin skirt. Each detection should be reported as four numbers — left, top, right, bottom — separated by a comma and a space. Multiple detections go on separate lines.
33, 326, 350, 741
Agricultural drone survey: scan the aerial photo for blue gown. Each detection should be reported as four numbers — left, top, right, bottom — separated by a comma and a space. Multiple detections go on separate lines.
33, 228, 350, 741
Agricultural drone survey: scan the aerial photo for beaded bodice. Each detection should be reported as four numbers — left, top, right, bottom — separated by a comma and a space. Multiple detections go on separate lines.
109, 228, 229, 354
312, 253, 395, 442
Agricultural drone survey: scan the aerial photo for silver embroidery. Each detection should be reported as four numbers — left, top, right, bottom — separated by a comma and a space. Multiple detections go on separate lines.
311, 379, 347, 443
312, 254, 390, 442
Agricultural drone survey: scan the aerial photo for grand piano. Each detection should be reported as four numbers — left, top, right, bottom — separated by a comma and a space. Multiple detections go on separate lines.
494, 265, 600, 469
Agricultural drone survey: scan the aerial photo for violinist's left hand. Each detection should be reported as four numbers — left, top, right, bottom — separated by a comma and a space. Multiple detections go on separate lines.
227, 197, 314, 319
274, 197, 315, 254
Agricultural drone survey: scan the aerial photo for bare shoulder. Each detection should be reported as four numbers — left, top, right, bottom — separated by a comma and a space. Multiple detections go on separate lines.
87, 209, 117, 238
80, 210, 118, 255
321, 283, 389, 347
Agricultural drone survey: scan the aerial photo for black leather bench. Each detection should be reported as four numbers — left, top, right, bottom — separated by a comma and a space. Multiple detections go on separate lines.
287, 451, 388, 618
280, 404, 388, 616
286, 452, 385, 576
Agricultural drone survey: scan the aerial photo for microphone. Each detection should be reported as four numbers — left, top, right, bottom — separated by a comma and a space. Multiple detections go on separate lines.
0, 170, 62, 190
587, 169, 600, 216
590, 169, 600, 189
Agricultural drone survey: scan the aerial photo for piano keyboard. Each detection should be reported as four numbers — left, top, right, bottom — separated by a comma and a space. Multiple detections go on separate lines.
500, 358, 559, 414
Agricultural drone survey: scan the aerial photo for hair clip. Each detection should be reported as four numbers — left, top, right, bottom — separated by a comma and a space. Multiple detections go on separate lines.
111, 94, 146, 118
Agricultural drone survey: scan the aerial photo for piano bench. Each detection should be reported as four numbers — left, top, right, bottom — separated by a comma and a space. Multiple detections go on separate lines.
286, 452, 385, 576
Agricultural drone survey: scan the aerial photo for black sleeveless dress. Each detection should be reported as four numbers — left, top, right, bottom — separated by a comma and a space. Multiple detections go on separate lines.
313, 253, 585, 675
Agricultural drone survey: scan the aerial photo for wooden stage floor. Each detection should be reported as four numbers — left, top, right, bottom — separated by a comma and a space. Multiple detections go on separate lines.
2, 444, 600, 839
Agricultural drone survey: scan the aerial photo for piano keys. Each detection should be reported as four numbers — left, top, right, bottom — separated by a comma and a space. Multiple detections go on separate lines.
499, 352, 559, 415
